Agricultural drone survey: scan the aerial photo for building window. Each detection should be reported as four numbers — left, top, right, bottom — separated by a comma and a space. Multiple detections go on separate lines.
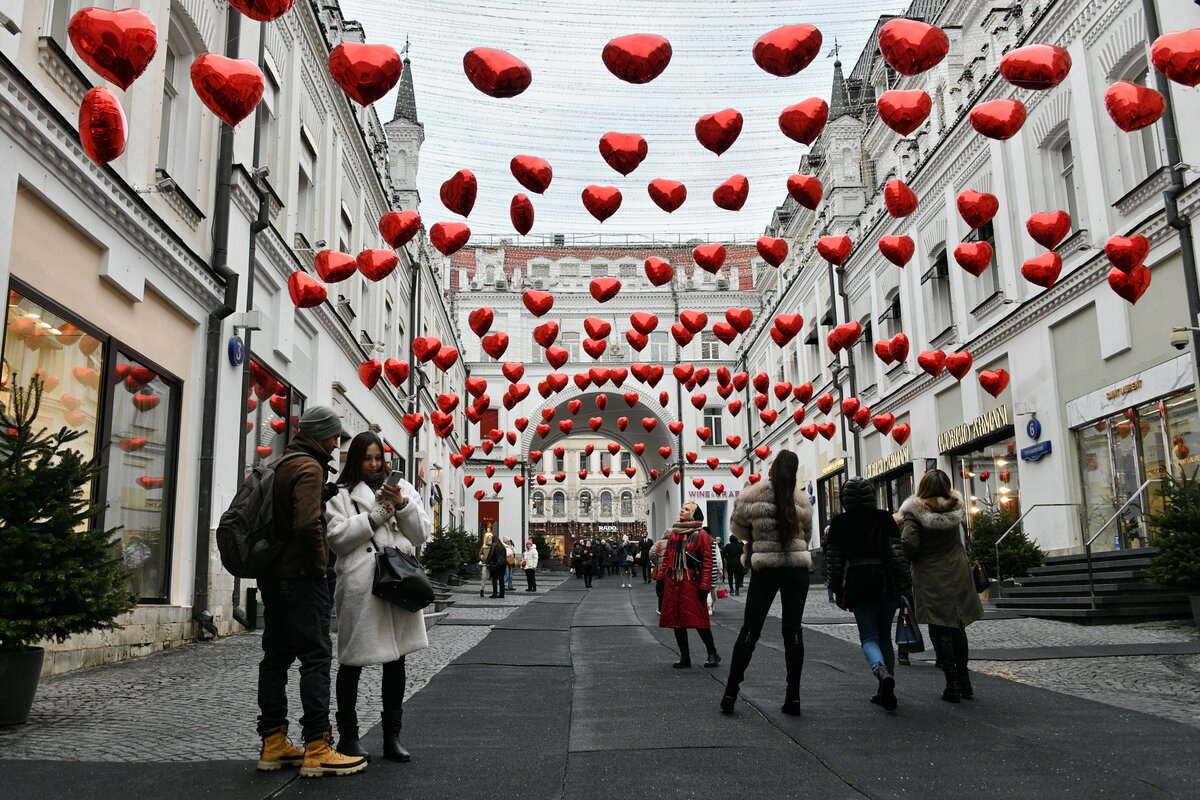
561, 332, 580, 361
1049, 130, 1080, 230
1116, 64, 1164, 192
620, 451, 632, 471
703, 407, 723, 444
620, 491, 634, 516
649, 332, 670, 363
157, 20, 198, 195
531, 491, 545, 516
552, 491, 566, 517
245, 358, 303, 472
921, 246, 953, 338
554, 452, 565, 473
880, 290, 903, 341
964, 221, 1001, 307
296, 134, 318, 241
600, 490, 614, 517
700, 330, 721, 360
578, 490, 592, 517
258, 63, 281, 181
856, 318, 876, 390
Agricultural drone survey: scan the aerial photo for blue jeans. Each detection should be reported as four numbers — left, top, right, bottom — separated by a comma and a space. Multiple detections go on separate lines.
504, 564, 514, 589
852, 601, 899, 676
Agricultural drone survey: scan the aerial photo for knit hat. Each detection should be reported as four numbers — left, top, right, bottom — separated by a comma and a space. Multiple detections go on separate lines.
298, 405, 343, 442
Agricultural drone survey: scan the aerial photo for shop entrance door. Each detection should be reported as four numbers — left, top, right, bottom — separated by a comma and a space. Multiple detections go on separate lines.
478, 501, 500, 537
706, 500, 728, 545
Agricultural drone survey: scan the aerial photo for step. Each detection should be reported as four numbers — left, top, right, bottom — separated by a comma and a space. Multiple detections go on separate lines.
995, 593, 1191, 609
434, 598, 456, 613
1002, 582, 1170, 598
423, 610, 449, 629
1016, 570, 1147, 586
999, 605, 1190, 624
1028, 557, 1157, 575
1040, 548, 1159, 566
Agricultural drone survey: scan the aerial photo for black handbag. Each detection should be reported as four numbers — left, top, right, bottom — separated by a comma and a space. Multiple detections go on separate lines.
351, 496, 434, 612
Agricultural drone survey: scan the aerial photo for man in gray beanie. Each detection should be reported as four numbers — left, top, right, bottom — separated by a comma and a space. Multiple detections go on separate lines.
255, 406, 367, 778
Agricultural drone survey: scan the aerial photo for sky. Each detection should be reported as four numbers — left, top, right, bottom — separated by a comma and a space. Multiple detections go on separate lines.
339, 0, 911, 243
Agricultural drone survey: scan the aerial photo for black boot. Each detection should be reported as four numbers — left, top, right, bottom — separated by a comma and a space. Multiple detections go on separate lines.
781, 628, 804, 716
335, 710, 370, 760
381, 710, 411, 762
958, 670, 975, 700
873, 666, 897, 712
941, 669, 962, 703
672, 629, 692, 668
721, 629, 756, 714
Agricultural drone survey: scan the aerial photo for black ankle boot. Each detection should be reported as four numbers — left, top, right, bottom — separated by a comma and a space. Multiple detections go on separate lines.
381, 710, 411, 762
958, 670, 975, 700
941, 670, 962, 703
873, 666, 897, 712
335, 710, 370, 759
672, 658, 692, 668
703, 651, 721, 668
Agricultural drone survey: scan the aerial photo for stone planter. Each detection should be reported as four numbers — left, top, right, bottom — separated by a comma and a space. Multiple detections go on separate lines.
0, 646, 45, 726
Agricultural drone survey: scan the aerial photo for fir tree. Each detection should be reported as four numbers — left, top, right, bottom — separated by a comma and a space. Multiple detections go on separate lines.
1147, 469, 1200, 592
0, 376, 136, 650
967, 505, 1046, 579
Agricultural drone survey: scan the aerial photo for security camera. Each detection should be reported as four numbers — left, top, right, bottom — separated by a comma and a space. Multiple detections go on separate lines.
252, 165, 270, 180
1171, 328, 1191, 351
314, 239, 328, 249
155, 177, 177, 193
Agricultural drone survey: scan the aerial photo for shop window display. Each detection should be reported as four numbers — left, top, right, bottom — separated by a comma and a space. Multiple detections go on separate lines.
957, 439, 1020, 531
243, 358, 302, 475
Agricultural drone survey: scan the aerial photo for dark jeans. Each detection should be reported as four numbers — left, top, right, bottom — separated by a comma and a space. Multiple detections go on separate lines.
491, 567, 505, 597
641, 558, 651, 582
257, 577, 333, 742
336, 657, 406, 715
726, 568, 744, 594
928, 623, 970, 672
673, 626, 717, 661
726, 567, 810, 701
525, 568, 537, 590
582, 564, 594, 587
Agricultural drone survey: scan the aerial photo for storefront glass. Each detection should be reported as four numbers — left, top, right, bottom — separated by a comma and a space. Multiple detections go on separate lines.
873, 468, 914, 514
817, 469, 845, 536
954, 435, 1021, 533
244, 358, 302, 476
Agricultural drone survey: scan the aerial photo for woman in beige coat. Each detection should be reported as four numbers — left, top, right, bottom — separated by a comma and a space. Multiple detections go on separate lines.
899, 469, 984, 703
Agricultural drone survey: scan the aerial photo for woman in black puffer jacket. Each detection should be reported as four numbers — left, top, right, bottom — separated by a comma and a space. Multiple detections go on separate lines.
824, 477, 911, 712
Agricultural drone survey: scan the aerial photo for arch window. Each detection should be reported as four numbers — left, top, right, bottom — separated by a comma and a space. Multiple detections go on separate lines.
620, 491, 634, 516
578, 490, 592, 518
531, 491, 545, 517
552, 491, 566, 517
600, 491, 614, 518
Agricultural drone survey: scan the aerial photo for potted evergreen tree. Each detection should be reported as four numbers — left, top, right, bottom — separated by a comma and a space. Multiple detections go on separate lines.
422, 525, 463, 585
0, 377, 136, 725
967, 505, 1046, 598
1146, 469, 1200, 628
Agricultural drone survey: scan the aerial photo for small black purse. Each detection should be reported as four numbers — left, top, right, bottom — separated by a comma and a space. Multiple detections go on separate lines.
351, 497, 434, 613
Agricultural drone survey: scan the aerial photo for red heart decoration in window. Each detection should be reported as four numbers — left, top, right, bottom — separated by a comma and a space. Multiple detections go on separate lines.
191, 54, 264, 127
1105, 235, 1150, 273
817, 235, 852, 266
67, 8, 157, 90
314, 250, 356, 283
878, 19, 949, 76
969, 98, 1027, 140
78, 87, 127, 165
136, 476, 165, 490
692, 244, 727, 274
481, 332, 509, 359
357, 249, 398, 282
957, 190, 999, 230
1151, 30, 1200, 87
713, 175, 749, 211
647, 179, 687, 213
599, 132, 648, 175
883, 179, 918, 218
269, 394, 288, 416
1026, 211, 1072, 249
1022, 252, 1063, 290
64, 410, 87, 427
954, 242, 993, 277
602, 34, 672, 84
132, 393, 160, 412
786, 174, 823, 210
1104, 81, 1165, 132
999, 43, 1072, 90
875, 89, 932, 136
582, 185, 622, 222
753, 24, 822, 76
1108, 265, 1152, 304
757, 236, 788, 268
778, 98, 829, 144
119, 436, 148, 452
589, 277, 622, 303
695, 109, 743, 155
440, 169, 478, 217
510, 194, 534, 235
979, 369, 1010, 398
879, 235, 915, 268
945, 351, 974, 381
511, 155, 553, 194
287, 272, 326, 308
462, 47, 531, 98
429, 222, 470, 256
328, 42, 401, 106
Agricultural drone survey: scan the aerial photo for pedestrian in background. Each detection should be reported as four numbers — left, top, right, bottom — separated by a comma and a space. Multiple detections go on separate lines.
580, 539, 596, 588
478, 533, 493, 598
503, 536, 516, 592
722, 535, 744, 596
486, 533, 507, 599
523, 538, 539, 592
327, 431, 431, 763
658, 502, 720, 669
639, 535, 653, 583
619, 535, 636, 588
900, 469, 984, 703
823, 477, 911, 712
572, 540, 584, 579
721, 450, 812, 716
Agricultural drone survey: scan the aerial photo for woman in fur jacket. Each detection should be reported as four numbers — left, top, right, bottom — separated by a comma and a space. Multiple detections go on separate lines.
721, 450, 813, 716
326, 432, 432, 763
658, 502, 720, 668
899, 469, 984, 703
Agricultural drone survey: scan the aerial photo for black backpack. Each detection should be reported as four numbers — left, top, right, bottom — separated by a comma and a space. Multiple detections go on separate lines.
216, 452, 312, 578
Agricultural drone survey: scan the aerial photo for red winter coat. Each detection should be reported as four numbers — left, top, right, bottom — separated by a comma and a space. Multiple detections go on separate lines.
659, 523, 713, 630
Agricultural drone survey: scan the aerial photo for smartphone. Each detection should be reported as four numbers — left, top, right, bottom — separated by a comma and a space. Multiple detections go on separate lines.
384, 470, 403, 487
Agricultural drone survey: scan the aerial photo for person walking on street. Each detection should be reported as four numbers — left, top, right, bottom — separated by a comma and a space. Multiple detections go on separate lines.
486, 533, 508, 598
523, 539, 539, 592
503, 536, 516, 591
478, 533, 493, 598
580, 539, 597, 587
255, 406, 367, 778
659, 502, 720, 669
619, 535, 636, 588
824, 477, 911, 712
571, 540, 584, 579
326, 432, 431, 763
900, 470, 984, 703
639, 536, 653, 583
722, 535, 744, 596
721, 450, 813, 716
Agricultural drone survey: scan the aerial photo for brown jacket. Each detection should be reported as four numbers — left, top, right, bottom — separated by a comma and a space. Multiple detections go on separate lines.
269, 432, 335, 578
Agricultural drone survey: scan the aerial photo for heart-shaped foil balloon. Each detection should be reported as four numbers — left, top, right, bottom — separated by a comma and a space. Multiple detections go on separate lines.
463, 47, 531, 98
969, 98, 1027, 140
753, 24, 822, 76
957, 190, 999, 230
816, 235, 852, 266
1104, 235, 1150, 273
357, 249, 398, 281
599, 132, 648, 175
315, 250, 357, 283
1021, 252, 1063, 289
879, 235, 915, 268
712, 175, 749, 211
589, 277, 622, 303
602, 33, 672, 83
227, 0, 296, 22
191, 54, 264, 127
999, 44, 1072, 90
644, 256, 674, 285
582, 185, 622, 222
67, 8, 158, 90
787, 174, 823, 210
1150, 29, 1200, 87
379, 210, 421, 248
1104, 81, 1165, 132
328, 42, 401, 106
359, 360, 382, 389
648, 179, 687, 212
979, 369, 1010, 398
945, 351, 974, 380
954, 242, 993, 277
510, 155, 553, 193
440, 169, 478, 217
523, 290, 555, 317
429, 222, 470, 256
1108, 265, 1152, 304
287, 272, 327, 308
78, 87, 127, 165
1026, 210, 1072, 249
778, 98, 829, 144
695, 109, 743, 155
692, 244, 726, 273
876, 89, 932, 136
757, 237, 788, 267
883, 179, 918, 217
878, 18, 949, 76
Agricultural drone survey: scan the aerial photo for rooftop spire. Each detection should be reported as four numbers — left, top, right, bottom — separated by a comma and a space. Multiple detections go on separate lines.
391, 42, 419, 125
829, 55, 850, 120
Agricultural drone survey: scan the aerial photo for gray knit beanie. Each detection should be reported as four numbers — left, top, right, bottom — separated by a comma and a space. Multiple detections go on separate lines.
298, 405, 343, 442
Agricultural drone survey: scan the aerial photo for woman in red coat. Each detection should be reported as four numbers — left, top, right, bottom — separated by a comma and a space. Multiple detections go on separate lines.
659, 502, 720, 668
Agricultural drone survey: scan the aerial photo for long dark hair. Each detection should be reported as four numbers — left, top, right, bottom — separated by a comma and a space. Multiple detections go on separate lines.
770, 450, 800, 541
338, 431, 386, 487
917, 468, 953, 500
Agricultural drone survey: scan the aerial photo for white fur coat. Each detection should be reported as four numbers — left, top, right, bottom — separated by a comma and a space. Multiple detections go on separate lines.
326, 480, 432, 666
730, 480, 814, 571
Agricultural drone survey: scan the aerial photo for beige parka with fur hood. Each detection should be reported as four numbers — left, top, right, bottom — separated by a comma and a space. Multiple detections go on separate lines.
899, 492, 984, 627
730, 479, 814, 571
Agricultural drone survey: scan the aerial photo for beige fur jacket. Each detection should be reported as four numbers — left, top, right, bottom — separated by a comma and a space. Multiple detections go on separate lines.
730, 480, 814, 571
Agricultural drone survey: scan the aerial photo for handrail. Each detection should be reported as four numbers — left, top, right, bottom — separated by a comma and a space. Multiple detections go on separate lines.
1084, 479, 1162, 610
993, 503, 1080, 583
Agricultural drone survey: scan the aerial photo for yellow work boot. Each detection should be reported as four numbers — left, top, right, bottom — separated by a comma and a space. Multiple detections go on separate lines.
256, 724, 303, 771
299, 730, 368, 778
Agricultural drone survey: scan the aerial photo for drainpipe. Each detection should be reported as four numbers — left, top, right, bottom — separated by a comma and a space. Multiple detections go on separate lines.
192, 11, 243, 638
670, 275, 685, 488
834, 265, 862, 476
1143, 0, 1200, 385
406, 254, 422, 484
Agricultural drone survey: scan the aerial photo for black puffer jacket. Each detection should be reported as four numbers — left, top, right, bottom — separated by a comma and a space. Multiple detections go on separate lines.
823, 478, 910, 609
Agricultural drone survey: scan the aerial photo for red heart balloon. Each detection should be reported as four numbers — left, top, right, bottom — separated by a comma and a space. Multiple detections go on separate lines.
401, 413, 424, 435
647, 179, 687, 213
1104, 81, 1165, 132
602, 34, 672, 83
713, 174, 749, 211
582, 185, 622, 222
227, 0, 295, 22
879, 235, 915, 268
889, 333, 910, 363
873, 413, 895, 435
287, 272, 327, 308
357, 249, 398, 282
482, 332, 509, 359
546, 371, 568, 391
68, 8, 157, 90
1021, 252, 1063, 289
753, 24, 822, 76
132, 393, 160, 412
878, 19, 949, 76
841, 397, 860, 417
854, 407, 872, 429
546, 346, 569, 369
874, 341, 894, 364
695, 109, 743, 155
413, 336, 442, 362
680, 310, 709, 333
917, 350, 946, 377
630, 312, 659, 335
1151, 30, 1200, 87
119, 436, 148, 452
726, 308, 753, 333
692, 244, 727, 274
1026, 211, 1072, 249
582, 338, 607, 359
1104, 235, 1150, 273
379, 211, 421, 248
787, 174, 823, 210
510, 154, 553, 194
891, 424, 911, 445
191, 54, 264, 126
945, 351, 974, 381
78, 87, 127, 165
644, 256, 674, 286
817, 235, 852, 266
954, 242, 993, 277
433, 346, 459, 371
590, 277, 622, 303
137, 476, 165, 490
778, 98, 829, 145
957, 190, 999, 230
314, 250, 356, 283
728, 399, 743, 416
429, 222, 470, 255
876, 90, 932, 136
817, 423, 836, 440
712, 322, 737, 345
816, 393, 834, 415
979, 369, 1010, 398
599, 132, 648, 175
510, 194, 534, 235
969, 98, 1027, 140
359, 360, 382, 389
757, 237, 788, 267
440, 169, 478, 217
999, 44, 1072, 90
1108, 265, 1152, 304
384, 359, 410, 387
775, 314, 804, 339
463, 47, 531, 98
584, 317, 611, 339
673, 364, 694, 383
883, 179, 918, 218
328, 42, 401, 106
468, 307, 494, 337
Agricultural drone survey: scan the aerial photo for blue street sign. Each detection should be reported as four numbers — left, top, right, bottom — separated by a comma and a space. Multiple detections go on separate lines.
1020, 441, 1052, 462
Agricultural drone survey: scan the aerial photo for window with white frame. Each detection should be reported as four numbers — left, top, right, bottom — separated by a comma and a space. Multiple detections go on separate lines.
531, 491, 545, 516
857, 318, 876, 390
258, 62, 281, 181
620, 491, 634, 516
964, 221, 1001, 308
600, 491, 614, 517
552, 491, 566, 516
296, 134, 318, 242
921, 246, 953, 338
649, 332, 670, 362
703, 407, 723, 444
578, 490, 592, 517
700, 330, 721, 360
338, 208, 353, 254
1115, 62, 1165, 193
554, 452, 566, 473
561, 331, 580, 360
880, 289, 903, 340
1047, 127, 1080, 231
157, 18, 199, 195
620, 452, 632, 472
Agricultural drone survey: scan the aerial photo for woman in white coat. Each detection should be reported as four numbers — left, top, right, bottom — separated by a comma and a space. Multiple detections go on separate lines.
326, 432, 431, 764
522, 539, 539, 592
